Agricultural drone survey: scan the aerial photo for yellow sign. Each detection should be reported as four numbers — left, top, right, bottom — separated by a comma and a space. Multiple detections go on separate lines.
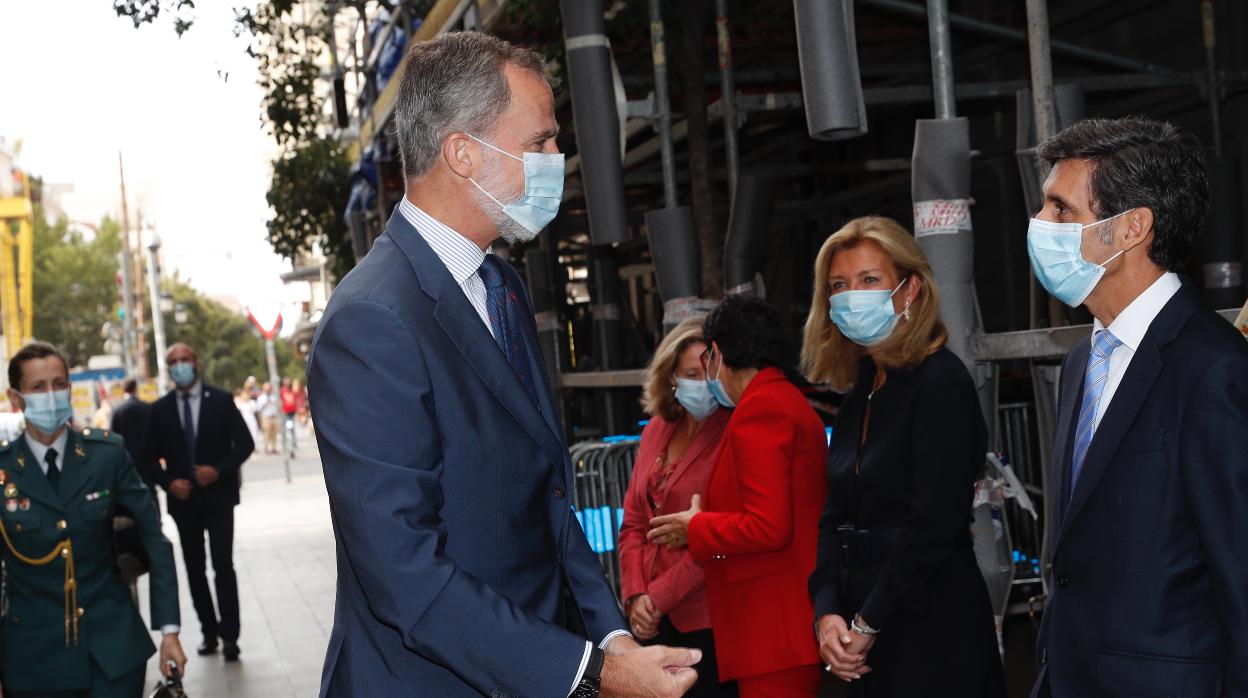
138, 380, 160, 403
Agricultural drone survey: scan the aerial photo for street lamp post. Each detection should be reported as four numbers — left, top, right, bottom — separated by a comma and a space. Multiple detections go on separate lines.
145, 232, 170, 392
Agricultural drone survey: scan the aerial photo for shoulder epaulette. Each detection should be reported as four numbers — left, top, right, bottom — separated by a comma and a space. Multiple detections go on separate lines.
80, 428, 124, 445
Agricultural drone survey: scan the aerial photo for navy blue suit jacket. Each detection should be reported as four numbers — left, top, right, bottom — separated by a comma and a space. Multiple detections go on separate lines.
308, 209, 627, 697
144, 384, 253, 514
1033, 283, 1248, 697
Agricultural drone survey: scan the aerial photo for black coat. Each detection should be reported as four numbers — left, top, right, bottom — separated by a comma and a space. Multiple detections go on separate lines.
808, 348, 1006, 697
143, 383, 254, 514
1033, 284, 1248, 697
110, 396, 153, 482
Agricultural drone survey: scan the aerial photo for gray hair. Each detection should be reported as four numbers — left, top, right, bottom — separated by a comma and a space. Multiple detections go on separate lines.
394, 32, 549, 181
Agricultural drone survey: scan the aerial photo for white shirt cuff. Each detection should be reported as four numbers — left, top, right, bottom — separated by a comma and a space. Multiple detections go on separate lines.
160, 624, 180, 636
599, 629, 632, 649
566, 630, 633, 696
567, 641, 592, 697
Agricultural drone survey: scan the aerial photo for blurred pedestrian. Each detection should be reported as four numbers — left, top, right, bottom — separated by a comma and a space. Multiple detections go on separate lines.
292, 378, 310, 431
143, 343, 254, 662
649, 296, 827, 698
618, 318, 736, 698
234, 387, 260, 453
255, 382, 279, 455
0, 342, 185, 696
802, 216, 1005, 695
111, 378, 159, 515
279, 377, 297, 451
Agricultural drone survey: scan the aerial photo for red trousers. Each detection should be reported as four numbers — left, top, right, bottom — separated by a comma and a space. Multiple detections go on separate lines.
736, 663, 822, 698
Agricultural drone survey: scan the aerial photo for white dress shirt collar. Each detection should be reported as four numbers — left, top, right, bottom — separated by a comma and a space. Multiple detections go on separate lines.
1092, 272, 1182, 351
398, 197, 493, 286
24, 428, 69, 476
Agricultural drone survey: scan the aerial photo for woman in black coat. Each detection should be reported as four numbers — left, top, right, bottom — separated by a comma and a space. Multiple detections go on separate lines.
801, 216, 1006, 697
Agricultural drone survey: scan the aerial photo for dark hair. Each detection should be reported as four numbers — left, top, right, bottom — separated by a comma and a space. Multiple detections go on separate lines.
124, 379, 138, 394
703, 296, 785, 370
8, 342, 69, 390
1035, 117, 1209, 271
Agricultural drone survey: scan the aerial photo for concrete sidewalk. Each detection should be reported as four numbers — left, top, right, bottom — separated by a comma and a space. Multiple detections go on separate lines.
140, 433, 334, 697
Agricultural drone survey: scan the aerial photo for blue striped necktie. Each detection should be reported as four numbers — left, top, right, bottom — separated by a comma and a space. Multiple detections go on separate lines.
1070, 329, 1122, 498
478, 255, 540, 407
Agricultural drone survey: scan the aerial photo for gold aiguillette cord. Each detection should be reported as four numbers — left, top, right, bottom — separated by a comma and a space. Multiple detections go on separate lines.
0, 519, 77, 646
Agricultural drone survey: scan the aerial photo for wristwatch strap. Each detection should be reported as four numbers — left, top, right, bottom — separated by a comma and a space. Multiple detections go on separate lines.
570, 647, 605, 698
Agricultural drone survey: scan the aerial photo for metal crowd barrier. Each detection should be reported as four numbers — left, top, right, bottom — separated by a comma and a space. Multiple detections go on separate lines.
569, 437, 640, 595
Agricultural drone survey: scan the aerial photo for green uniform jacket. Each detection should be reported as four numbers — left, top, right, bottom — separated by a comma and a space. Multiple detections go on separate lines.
0, 427, 180, 692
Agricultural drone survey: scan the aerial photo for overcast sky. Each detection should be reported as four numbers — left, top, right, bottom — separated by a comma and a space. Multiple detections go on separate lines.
0, 0, 309, 312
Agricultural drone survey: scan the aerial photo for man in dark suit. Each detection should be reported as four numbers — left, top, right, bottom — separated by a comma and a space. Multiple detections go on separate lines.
111, 378, 158, 516
144, 343, 254, 662
308, 32, 699, 698
1028, 117, 1248, 697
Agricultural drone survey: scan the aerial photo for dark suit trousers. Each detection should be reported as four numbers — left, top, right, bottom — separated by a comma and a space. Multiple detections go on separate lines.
173, 504, 240, 641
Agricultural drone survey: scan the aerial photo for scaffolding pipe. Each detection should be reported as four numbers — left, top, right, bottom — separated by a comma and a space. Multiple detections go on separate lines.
715, 0, 740, 198
1024, 0, 1066, 330
926, 0, 956, 119
562, 0, 630, 244
648, 0, 679, 209
1202, 0, 1223, 156
862, 0, 1180, 77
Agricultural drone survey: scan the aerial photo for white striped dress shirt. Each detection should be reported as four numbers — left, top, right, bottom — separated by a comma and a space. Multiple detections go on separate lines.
397, 197, 495, 339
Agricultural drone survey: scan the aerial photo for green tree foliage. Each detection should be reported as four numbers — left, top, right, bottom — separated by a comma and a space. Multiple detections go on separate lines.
112, 0, 197, 36
235, 1, 354, 280
31, 208, 122, 368
266, 137, 354, 281
155, 278, 305, 391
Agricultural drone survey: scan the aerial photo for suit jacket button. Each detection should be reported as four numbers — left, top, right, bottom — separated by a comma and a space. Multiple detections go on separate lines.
57, 520, 67, 531
553, 488, 565, 499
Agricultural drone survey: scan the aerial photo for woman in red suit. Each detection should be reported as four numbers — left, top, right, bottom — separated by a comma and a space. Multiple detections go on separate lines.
649, 296, 828, 698
618, 318, 736, 698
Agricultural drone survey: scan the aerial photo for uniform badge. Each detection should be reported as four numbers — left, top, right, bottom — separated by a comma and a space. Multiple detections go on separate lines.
74, 444, 86, 459
18, 498, 29, 512
15, 453, 24, 470
3, 483, 16, 499
5, 499, 15, 513
0, 470, 7, 484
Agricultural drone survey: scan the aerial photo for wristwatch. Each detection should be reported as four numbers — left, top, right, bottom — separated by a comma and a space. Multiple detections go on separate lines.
570, 647, 605, 698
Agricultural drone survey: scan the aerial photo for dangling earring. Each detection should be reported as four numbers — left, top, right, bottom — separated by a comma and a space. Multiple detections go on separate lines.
903, 301, 912, 321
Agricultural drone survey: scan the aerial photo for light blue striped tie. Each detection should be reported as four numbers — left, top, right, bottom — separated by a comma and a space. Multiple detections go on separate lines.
1069, 329, 1122, 499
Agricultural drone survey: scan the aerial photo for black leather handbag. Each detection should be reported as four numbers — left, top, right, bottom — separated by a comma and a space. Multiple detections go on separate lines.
112, 508, 150, 585
149, 662, 188, 698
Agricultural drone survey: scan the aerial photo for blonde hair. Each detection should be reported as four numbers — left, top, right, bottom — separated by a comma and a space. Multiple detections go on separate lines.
800, 216, 947, 390
641, 318, 707, 422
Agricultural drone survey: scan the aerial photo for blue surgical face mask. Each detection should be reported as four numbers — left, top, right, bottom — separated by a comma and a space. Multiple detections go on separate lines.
829, 279, 907, 347
170, 362, 197, 389
705, 350, 736, 409
675, 377, 718, 421
467, 134, 565, 236
1027, 212, 1128, 307
23, 389, 73, 434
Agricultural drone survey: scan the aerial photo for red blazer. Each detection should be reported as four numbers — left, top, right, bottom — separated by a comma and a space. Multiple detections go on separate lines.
619, 410, 730, 632
687, 367, 828, 681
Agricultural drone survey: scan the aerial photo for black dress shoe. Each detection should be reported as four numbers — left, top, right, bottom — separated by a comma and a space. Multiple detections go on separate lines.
197, 640, 219, 656
223, 640, 241, 661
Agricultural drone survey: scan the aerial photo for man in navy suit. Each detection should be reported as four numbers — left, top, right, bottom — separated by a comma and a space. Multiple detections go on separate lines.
145, 343, 254, 662
111, 378, 158, 514
1028, 118, 1248, 697
307, 32, 699, 698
